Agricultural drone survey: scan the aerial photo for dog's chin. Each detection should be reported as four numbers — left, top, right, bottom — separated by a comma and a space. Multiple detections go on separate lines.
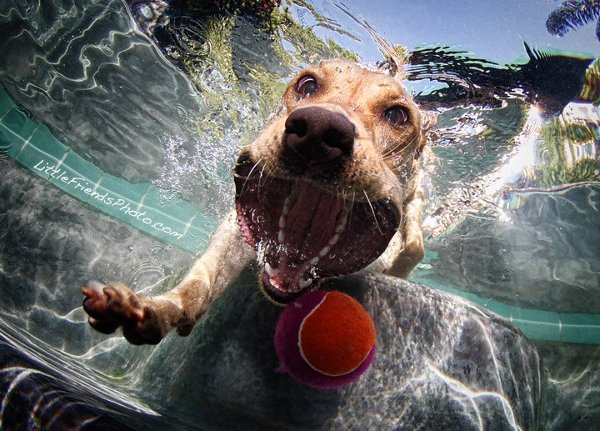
234, 154, 400, 305
258, 271, 321, 305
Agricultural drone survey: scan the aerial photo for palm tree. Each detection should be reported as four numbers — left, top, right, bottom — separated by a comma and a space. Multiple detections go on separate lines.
546, 0, 600, 42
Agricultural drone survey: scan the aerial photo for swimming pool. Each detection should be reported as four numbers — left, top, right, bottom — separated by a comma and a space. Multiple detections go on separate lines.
0, 0, 599, 429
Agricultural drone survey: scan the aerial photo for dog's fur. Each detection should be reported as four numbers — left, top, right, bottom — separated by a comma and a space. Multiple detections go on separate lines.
82, 60, 427, 344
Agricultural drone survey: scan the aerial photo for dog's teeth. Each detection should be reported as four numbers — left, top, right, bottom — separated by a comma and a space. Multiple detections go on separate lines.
282, 196, 291, 215
278, 198, 290, 243
257, 242, 267, 262
335, 211, 348, 233
318, 245, 331, 258
265, 262, 279, 277
310, 256, 320, 266
328, 233, 340, 246
299, 278, 313, 289
270, 278, 282, 289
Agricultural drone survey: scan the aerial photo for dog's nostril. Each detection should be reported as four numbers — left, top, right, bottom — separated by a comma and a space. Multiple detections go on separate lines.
286, 118, 308, 138
323, 127, 352, 151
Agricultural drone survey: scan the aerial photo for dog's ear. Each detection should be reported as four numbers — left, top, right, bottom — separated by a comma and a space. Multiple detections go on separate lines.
375, 45, 408, 80
361, 22, 407, 80
420, 110, 438, 132
415, 110, 438, 159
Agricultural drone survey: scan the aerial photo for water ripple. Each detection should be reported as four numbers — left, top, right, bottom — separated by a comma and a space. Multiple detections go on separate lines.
0, 0, 203, 184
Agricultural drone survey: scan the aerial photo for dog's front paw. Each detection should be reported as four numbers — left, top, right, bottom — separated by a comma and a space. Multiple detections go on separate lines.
82, 281, 167, 345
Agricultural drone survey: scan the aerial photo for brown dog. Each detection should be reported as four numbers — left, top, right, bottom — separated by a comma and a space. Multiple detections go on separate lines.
82, 60, 427, 344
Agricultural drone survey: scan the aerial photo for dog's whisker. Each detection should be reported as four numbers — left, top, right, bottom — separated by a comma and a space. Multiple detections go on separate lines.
382, 146, 421, 174
256, 162, 270, 200
385, 157, 410, 172
381, 134, 419, 159
382, 133, 419, 156
261, 176, 278, 199
363, 189, 384, 235
258, 162, 267, 185
382, 145, 417, 162
337, 186, 350, 203
240, 157, 264, 197
346, 191, 357, 229
387, 152, 418, 173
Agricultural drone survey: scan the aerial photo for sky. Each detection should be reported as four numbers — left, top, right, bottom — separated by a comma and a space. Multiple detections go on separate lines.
308, 0, 599, 65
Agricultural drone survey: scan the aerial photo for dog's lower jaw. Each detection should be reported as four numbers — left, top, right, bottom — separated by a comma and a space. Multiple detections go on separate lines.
258, 272, 326, 306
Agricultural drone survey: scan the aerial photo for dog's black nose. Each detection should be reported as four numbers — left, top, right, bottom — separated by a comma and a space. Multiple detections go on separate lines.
283, 107, 354, 176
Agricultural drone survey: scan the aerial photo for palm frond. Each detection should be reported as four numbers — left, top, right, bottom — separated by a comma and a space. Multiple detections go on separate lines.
546, 0, 600, 38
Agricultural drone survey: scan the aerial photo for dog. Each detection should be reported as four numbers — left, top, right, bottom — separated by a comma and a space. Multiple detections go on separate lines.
82, 59, 428, 345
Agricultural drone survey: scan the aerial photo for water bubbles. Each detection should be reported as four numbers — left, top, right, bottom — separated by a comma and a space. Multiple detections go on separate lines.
151, 134, 235, 215
149, 244, 169, 264
99, 42, 113, 55
252, 211, 265, 224
139, 4, 153, 20
130, 0, 170, 37
166, 46, 181, 60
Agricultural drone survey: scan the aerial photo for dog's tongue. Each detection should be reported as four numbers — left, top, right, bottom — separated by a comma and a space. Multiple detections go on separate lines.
264, 182, 343, 291
281, 183, 343, 262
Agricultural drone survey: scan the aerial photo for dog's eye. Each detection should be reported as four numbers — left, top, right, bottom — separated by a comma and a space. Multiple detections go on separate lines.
297, 75, 318, 98
384, 106, 409, 127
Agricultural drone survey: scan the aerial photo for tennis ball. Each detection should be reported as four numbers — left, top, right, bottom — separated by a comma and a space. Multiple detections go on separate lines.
274, 290, 376, 389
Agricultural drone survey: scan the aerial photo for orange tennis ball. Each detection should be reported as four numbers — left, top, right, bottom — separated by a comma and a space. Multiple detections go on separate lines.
274, 290, 376, 388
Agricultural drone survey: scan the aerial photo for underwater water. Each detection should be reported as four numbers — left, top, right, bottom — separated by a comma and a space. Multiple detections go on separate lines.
0, 0, 599, 429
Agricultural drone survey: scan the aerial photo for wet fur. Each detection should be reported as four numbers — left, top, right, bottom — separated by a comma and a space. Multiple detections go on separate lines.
82, 60, 427, 344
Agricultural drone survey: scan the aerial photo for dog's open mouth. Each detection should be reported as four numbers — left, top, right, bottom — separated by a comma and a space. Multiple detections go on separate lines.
234, 155, 400, 304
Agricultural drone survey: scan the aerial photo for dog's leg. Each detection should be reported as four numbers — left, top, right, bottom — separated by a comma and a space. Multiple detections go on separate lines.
369, 186, 425, 279
82, 210, 254, 344
391, 186, 425, 278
